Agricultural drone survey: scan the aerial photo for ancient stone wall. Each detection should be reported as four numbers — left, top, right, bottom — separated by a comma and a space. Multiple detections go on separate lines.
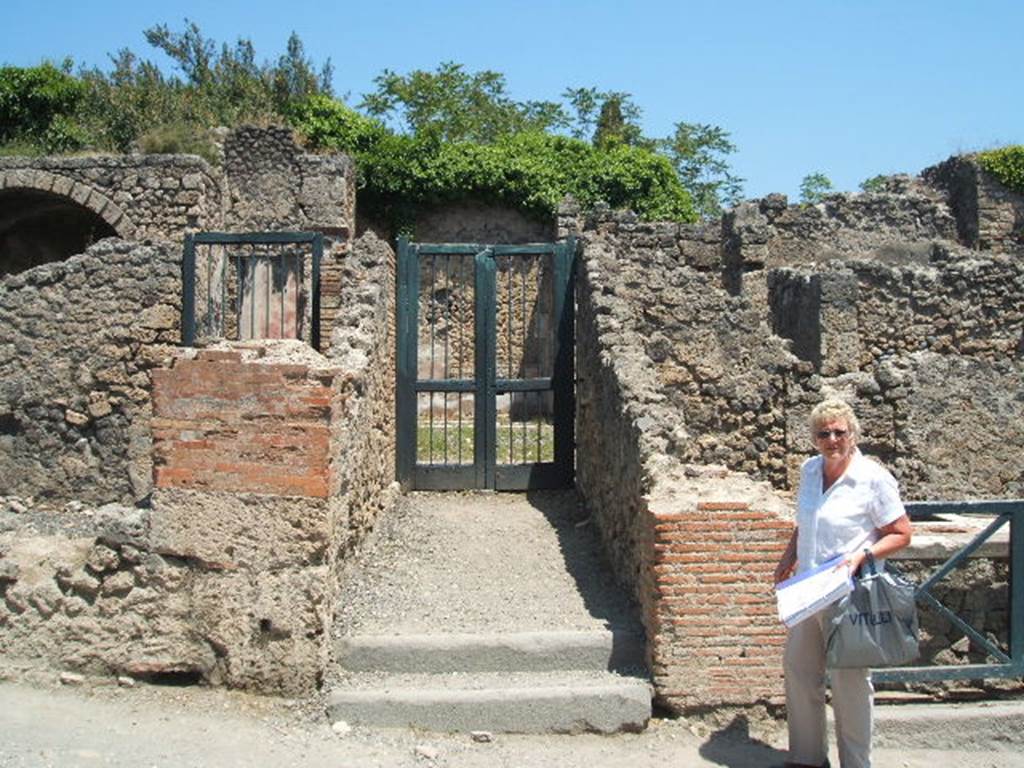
0, 127, 360, 508
0, 197, 394, 697
411, 201, 554, 244
573, 226, 796, 712
566, 162, 1024, 502
2, 127, 357, 354
0, 232, 398, 693
0, 155, 223, 245
146, 344, 337, 692
924, 156, 1024, 254
726, 181, 959, 273
221, 126, 356, 344
894, 555, 1011, 676
574, 233, 793, 708
643, 471, 793, 710
567, 160, 1024, 710
0, 493, 330, 693
325, 231, 398, 561
151, 346, 335, 498
574, 236, 662, 586
769, 247, 1024, 375
0, 500, 234, 687
0, 240, 181, 505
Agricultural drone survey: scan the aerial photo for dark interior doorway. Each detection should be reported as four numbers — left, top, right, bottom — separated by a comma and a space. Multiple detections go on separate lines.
0, 188, 118, 276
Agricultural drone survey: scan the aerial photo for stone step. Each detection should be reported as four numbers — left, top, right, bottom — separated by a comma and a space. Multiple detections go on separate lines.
326, 670, 652, 734
873, 699, 1024, 750
336, 629, 647, 675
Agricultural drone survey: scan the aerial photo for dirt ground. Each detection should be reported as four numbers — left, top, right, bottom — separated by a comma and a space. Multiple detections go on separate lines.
2, 678, 1023, 768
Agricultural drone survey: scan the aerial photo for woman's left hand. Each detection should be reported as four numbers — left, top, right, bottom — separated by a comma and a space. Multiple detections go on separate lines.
835, 515, 913, 577
845, 548, 869, 576
833, 548, 868, 576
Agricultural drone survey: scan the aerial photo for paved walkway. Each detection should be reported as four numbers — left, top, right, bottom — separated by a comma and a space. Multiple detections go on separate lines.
333, 490, 641, 638
2, 680, 1023, 768
5, 492, 1022, 765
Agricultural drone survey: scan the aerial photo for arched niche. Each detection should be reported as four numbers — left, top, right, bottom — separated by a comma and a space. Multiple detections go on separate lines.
0, 187, 120, 275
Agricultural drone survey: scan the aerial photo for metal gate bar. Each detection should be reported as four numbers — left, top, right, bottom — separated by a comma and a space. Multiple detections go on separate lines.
873, 499, 1024, 683
396, 238, 575, 491
182, 231, 323, 350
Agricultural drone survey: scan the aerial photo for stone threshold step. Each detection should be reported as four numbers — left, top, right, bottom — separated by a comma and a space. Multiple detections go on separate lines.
326, 672, 652, 734
336, 629, 647, 675
872, 699, 1024, 750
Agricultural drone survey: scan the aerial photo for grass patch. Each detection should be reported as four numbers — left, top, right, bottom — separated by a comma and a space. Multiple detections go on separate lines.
417, 418, 554, 465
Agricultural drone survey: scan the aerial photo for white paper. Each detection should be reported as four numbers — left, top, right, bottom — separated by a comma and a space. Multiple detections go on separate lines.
775, 555, 853, 628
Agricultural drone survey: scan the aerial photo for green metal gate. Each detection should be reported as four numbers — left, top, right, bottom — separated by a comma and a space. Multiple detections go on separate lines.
396, 238, 576, 490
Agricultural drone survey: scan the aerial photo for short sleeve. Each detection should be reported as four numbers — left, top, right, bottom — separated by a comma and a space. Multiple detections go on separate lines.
794, 457, 817, 528
870, 469, 906, 527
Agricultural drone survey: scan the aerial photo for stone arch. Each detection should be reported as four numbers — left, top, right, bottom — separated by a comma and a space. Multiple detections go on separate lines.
0, 168, 138, 275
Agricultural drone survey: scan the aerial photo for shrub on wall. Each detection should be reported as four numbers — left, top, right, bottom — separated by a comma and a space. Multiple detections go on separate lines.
978, 145, 1024, 195
289, 95, 695, 227
136, 122, 219, 165
0, 62, 87, 152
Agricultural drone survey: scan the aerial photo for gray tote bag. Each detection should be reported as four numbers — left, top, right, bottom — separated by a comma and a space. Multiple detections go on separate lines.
825, 553, 920, 668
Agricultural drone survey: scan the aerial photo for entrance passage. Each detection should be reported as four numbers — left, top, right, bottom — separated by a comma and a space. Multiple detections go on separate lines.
396, 239, 575, 490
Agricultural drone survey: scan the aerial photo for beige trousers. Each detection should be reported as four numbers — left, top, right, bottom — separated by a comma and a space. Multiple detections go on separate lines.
785, 610, 873, 768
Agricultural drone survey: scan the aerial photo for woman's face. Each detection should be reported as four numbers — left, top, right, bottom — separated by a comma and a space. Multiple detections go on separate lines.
814, 418, 855, 463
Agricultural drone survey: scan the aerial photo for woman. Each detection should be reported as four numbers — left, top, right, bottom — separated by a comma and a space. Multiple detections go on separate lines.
773, 398, 912, 768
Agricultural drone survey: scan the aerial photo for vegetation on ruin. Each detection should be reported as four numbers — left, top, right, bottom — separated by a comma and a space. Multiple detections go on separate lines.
0, 61, 87, 154
978, 145, 1024, 195
799, 172, 835, 204
0, 22, 750, 224
289, 95, 694, 226
859, 174, 888, 193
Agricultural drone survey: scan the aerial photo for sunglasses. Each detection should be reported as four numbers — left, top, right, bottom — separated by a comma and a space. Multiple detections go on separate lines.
816, 429, 849, 440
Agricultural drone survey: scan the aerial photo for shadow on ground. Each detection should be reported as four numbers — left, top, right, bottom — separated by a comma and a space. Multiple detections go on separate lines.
524, 489, 643, 629
697, 715, 788, 767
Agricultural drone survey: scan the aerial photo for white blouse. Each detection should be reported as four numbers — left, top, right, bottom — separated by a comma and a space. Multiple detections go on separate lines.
795, 449, 906, 575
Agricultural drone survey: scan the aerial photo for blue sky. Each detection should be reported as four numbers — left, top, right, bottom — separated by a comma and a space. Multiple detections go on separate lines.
3, 0, 1021, 202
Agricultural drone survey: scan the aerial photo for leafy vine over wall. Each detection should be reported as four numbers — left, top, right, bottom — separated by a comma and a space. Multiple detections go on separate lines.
288, 95, 695, 228
978, 145, 1024, 194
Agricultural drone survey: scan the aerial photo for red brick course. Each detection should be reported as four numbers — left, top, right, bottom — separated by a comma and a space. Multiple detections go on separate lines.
152, 355, 336, 498
644, 499, 793, 709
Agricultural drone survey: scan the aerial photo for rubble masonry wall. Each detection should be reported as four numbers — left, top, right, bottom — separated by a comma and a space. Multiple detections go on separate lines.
567, 160, 1023, 710
0, 240, 181, 504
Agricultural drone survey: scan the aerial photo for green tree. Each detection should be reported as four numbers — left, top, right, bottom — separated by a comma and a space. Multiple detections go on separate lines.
289, 102, 694, 226
70, 21, 336, 155
360, 61, 566, 143
660, 122, 743, 219
141, 21, 332, 123
0, 61, 86, 152
2, 32, 737, 225
859, 175, 887, 193
273, 33, 334, 111
361, 67, 742, 217
562, 87, 643, 143
799, 172, 834, 204
592, 96, 647, 150
978, 145, 1024, 194
76, 49, 183, 151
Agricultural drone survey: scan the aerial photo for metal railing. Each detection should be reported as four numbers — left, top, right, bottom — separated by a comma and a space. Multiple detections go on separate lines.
873, 500, 1024, 683
182, 231, 323, 350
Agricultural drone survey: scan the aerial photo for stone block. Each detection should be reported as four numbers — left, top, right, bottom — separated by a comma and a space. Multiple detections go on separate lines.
190, 565, 330, 694
149, 488, 330, 570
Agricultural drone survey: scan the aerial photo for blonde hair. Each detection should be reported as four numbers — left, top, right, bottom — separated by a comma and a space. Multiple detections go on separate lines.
809, 398, 861, 441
